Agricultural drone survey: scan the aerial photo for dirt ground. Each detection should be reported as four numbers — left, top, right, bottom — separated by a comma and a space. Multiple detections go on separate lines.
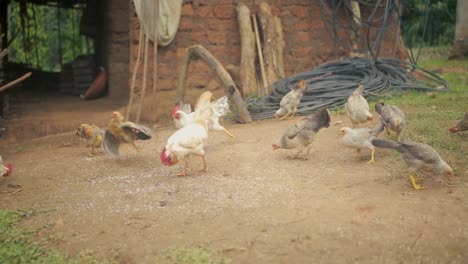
1, 115, 468, 263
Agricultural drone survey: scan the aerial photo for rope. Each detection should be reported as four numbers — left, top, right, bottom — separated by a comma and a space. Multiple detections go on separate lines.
246, 57, 449, 120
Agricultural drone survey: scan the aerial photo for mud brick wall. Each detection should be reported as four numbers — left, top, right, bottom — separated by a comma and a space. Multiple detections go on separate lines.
129, 0, 404, 96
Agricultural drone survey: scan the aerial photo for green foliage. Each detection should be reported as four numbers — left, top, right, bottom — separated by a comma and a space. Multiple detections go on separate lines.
401, 0, 457, 47
0, 210, 110, 264
7, 2, 94, 72
165, 247, 229, 264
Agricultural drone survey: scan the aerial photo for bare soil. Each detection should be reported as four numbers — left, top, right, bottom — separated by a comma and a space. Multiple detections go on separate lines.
1, 115, 468, 264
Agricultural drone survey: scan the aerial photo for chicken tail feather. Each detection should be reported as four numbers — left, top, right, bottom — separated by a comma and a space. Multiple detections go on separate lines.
372, 139, 402, 151
102, 130, 120, 155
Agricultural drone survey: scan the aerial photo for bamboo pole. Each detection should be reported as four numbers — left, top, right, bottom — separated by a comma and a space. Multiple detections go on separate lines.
126, 23, 144, 120
136, 3, 150, 123
252, 14, 268, 92
152, 0, 159, 94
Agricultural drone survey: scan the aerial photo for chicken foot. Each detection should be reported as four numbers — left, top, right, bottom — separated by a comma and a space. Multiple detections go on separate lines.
409, 173, 426, 190
199, 155, 208, 173
222, 127, 235, 138
292, 146, 310, 160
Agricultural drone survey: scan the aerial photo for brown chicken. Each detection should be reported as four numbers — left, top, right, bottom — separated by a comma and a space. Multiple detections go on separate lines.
272, 107, 330, 160
275, 80, 307, 120
449, 112, 468, 133
374, 102, 406, 140
345, 84, 373, 127
102, 111, 152, 155
76, 124, 104, 156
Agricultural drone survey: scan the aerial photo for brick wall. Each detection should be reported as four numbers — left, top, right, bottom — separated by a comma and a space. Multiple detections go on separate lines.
101, 0, 130, 99
129, 0, 404, 96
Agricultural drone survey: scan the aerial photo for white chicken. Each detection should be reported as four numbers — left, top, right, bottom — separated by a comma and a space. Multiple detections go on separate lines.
161, 92, 213, 176
171, 94, 234, 137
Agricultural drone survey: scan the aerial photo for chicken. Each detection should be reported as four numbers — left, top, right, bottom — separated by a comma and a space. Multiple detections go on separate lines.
272, 107, 330, 160
275, 80, 307, 120
0, 155, 12, 177
449, 111, 468, 133
161, 93, 213, 176
171, 93, 234, 138
372, 139, 454, 190
172, 103, 193, 129
76, 124, 105, 156
374, 102, 406, 140
102, 111, 152, 155
339, 127, 376, 163
344, 84, 373, 127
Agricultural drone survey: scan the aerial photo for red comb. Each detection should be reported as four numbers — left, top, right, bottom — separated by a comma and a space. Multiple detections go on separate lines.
171, 105, 181, 116
3, 164, 12, 177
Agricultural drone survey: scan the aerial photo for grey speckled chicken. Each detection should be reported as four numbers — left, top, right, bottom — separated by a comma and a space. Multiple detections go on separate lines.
449, 111, 468, 133
345, 85, 373, 127
275, 80, 307, 120
272, 107, 330, 159
339, 127, 376, 163
374, 102, 406, 140
372, 139, 454, 190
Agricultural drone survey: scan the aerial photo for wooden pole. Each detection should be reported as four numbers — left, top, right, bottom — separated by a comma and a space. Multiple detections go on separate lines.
236, 2, 256, 96
152, 0, 159, 94
136, 3, 150, 123
175, 45, 252, 123
252, 14, 268, 92
0, 72, 32, 93
126, 23, 144, 120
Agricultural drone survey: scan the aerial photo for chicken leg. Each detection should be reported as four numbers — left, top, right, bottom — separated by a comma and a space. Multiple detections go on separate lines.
178, 158, 189, 176
409, 173, 426, 190
367, 147, 375, 164
200, 155, 207, 173
279, 112, 292, 120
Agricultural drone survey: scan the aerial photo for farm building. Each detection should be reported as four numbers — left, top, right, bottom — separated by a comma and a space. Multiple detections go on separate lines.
0, 0, 407, 141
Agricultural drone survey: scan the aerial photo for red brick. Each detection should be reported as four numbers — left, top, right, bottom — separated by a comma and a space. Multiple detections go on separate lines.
289, 5, 308, 18
191, 31, 208, 43
196, 6, 213, 18
207, 32, 227, 45
214, 5, 233, 19
181, 3, 194, 16
158, 64, 174, 77
179, 18, 195, 31
295, 32, 312, 43
295, 19, 310, 31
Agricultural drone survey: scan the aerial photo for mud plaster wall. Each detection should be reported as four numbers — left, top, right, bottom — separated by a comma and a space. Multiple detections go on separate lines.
129, 0, 405, 100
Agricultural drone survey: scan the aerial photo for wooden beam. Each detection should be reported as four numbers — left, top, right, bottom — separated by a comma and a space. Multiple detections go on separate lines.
0, 72, 32, 93
175, 45, 252, 123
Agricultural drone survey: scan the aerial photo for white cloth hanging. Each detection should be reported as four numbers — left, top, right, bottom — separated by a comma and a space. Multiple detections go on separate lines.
133, 0, 183, 46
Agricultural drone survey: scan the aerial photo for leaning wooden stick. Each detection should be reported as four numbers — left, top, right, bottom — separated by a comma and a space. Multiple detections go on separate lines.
136, 3, 150, 123
152, 0, 159, 94
252, 14, 268, 93
0, 72, 32, 93
126, 22, 144, 120
175, 45, 252, 123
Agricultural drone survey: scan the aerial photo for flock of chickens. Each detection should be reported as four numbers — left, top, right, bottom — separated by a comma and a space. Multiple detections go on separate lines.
1, 82, 466, 190
70, 81, 464, 190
